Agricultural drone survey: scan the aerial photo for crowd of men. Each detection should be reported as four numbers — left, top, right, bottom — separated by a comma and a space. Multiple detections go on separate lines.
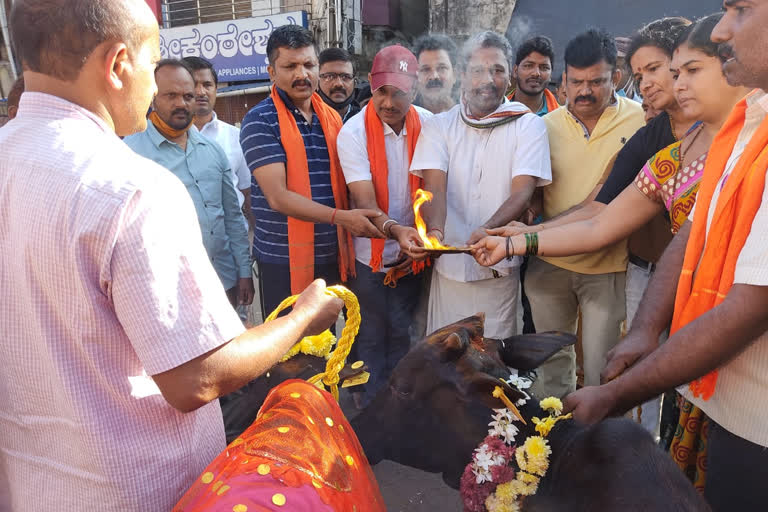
2, 0, 768, 510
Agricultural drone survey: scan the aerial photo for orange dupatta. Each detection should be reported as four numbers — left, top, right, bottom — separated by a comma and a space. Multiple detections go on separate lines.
543, 89, 560, 112
505, 88, 559, 112
364, 105, 425, 273
671, 93, 768, 400
271, 86, 356, 294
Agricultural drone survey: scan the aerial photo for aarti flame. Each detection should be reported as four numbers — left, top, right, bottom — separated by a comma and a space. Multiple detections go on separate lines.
413, 188, 457, 250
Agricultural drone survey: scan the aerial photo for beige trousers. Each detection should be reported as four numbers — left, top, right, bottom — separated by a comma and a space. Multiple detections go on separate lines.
525, 258, 626, 399
427, 270, 519, 340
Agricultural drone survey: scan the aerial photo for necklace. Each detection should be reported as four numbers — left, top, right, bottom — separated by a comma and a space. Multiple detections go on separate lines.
669, 114, 679, 141
680, 123, 704, 167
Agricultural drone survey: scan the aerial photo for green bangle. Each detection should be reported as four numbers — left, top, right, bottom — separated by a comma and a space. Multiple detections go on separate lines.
524, 232, 539, 256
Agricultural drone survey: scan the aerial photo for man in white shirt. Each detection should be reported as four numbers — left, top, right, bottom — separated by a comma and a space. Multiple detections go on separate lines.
566, 2, 768, 509
337, 45, 430, 406
410, 31, 552, 340
184, 56, 254, 230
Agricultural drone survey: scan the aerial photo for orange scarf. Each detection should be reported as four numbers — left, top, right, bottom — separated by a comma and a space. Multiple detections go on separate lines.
543, 89, 560, 112
364, 105, 424, 273
506, 88, 559, 112
671, 92, 768, 400
271, 86, 355, 295
149, 110, 194, 139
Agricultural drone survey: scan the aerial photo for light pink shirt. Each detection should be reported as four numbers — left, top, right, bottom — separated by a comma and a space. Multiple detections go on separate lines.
0, 93, 246, 510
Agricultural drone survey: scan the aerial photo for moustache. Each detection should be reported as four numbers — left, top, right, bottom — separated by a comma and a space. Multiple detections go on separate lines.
717, 43, 734, 62
172, 108, 191, 117
292, 79, 313, 88
195, 96, 208, 102
574, 95, 596, 104
471, 84, 500, 97
426, 79, 444, 89
330, 86, 348, 95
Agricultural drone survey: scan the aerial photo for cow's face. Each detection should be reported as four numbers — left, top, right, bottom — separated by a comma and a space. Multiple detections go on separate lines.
352, 314, 528, 488
351, 315, 576, 489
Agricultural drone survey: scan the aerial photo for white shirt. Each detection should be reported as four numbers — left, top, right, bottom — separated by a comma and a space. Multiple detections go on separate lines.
410, 101, 552, 282
683, 90, 768, 446
338, 104, 432, 270
198, 112, 251, 208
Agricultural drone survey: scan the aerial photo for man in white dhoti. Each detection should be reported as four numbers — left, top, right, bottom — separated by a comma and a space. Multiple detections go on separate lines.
410, 31, 552, 339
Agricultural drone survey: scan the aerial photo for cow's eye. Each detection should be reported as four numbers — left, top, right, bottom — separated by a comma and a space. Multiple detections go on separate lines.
390, 384, 411, 398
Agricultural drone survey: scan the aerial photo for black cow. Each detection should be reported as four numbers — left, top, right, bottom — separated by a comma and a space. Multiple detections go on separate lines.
221, 354, 368, 443
351, 314, 710, 511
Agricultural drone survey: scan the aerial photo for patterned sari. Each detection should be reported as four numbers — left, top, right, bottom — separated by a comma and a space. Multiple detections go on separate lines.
634, 139, 709, 493
174, 380, 386, 511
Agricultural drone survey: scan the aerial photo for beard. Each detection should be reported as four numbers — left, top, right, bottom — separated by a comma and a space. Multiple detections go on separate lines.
517, 78, 547, 96
166, 108, 193, 130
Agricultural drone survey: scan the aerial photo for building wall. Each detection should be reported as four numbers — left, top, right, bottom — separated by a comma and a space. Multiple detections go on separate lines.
214, 92, 269, 126
430, 0, 516, 38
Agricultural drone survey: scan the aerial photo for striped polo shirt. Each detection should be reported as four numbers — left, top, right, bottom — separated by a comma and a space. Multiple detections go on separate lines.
240, 87, 338, 265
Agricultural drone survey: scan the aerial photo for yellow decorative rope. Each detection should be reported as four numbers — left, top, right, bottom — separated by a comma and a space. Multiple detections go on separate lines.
264, 285, 361, 402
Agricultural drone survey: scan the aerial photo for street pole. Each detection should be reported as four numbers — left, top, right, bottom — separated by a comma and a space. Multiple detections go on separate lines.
0, 0, 18, 81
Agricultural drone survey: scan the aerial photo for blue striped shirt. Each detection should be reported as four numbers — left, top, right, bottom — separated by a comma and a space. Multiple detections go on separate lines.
240, 88, 338, 265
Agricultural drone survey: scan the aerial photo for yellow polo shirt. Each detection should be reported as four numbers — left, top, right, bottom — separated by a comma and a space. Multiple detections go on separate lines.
541, 96, 644, 274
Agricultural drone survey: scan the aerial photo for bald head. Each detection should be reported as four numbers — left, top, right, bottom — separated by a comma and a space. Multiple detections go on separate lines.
10, 0, 157, 81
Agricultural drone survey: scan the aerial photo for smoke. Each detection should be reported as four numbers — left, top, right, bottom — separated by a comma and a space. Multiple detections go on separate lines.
505, 15, 535, 52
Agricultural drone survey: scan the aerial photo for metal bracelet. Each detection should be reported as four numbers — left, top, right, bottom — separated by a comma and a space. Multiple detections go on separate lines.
382, 219, 399, 238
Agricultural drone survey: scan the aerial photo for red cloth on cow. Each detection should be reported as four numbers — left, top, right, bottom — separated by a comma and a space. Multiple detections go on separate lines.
173, 380, 385, 511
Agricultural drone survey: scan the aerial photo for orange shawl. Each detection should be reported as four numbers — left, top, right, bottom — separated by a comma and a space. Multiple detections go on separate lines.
671, 93, 768, 400
364, 105, 424, 273
271, 86, 355, 294
506, 88, 559, 112
173, 380, 386, 512
149, 110, 194, 138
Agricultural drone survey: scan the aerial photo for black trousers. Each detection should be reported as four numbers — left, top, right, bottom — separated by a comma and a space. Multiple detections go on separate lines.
256, 260, 341, 319
346, 260, 422, 406
704, 420, 768, 510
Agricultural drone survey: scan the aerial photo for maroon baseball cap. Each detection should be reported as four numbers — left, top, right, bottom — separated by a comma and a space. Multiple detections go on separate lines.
370, 45, 418, 94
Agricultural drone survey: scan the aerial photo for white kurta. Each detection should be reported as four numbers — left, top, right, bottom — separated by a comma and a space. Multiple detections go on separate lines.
410, 100, 552, 338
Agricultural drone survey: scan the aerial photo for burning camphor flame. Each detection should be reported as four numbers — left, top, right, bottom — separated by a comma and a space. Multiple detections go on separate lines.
413, 188, 457, 250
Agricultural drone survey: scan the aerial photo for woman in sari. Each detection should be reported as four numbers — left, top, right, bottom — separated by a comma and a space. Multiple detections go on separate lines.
471, 13, 751, 493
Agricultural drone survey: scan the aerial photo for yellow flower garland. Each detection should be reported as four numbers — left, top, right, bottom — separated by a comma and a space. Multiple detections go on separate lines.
483, 396, 572, 512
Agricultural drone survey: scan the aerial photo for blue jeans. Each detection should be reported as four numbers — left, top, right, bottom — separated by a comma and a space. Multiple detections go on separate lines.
347, 260, 422, 406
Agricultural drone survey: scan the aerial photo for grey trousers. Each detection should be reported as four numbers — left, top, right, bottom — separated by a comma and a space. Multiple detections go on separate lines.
525, 258, 626, 399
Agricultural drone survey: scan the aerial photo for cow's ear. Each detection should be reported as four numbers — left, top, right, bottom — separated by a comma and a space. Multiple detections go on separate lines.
498, 332, 577, 371
427, 328, 471, 361
467, 373, 526, 409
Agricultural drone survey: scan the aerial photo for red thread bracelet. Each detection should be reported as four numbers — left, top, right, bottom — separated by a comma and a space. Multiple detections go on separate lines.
331, 208, 338, 225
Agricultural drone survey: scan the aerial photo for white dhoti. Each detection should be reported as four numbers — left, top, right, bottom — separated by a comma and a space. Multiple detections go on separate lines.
427, 269, 519, 339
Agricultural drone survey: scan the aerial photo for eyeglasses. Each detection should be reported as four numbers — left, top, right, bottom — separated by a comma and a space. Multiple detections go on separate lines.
319, 72, 355, 84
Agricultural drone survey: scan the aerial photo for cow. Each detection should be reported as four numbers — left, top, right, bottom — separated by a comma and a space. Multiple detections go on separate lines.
351, 314, 710, 511
221, 354, 369, 443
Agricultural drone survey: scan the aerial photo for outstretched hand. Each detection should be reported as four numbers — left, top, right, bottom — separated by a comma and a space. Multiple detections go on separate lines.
601, 330, 659, 384
470, 235, 507, 267
562, 385, 619, 425
485, 221, 538, 238
391, 225, 428, 261
335, 209, 384, 238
